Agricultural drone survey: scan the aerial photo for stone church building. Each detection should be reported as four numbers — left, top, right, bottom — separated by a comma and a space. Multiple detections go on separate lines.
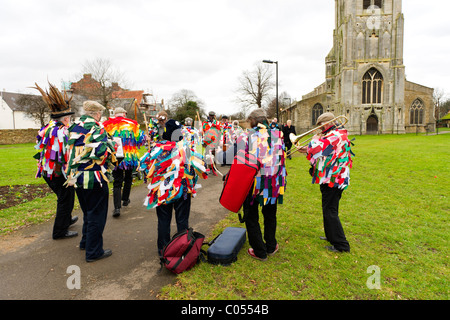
282, 0, 434, 135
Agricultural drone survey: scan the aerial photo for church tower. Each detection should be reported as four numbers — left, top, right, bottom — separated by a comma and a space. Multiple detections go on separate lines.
326, 0, 406, 134
283, 0, 434, 135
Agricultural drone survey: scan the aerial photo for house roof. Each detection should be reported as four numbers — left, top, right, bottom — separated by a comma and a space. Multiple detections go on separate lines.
111, 90, 144, 105
440, 112, 450, 121
0, 91, 36, 112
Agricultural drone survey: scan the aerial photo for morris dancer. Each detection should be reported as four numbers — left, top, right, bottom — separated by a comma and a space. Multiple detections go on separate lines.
33, 82, 78, 240
231, 120, 244, 139
298, 112, 353, 253
143, 119, 208, 256
218, 115, 234, 166
65, 101, 118, 262
201, 111, 221, 175
182, 117, 201, 150
103, 107, 145, 217
240, 108, 287, 261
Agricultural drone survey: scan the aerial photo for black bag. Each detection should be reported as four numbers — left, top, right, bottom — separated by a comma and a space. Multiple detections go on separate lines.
202, 227, 247, 266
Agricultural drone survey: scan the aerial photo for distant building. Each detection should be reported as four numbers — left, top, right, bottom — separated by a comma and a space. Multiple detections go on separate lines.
282, 0, 435, 135
70, 73, 124, 99
70, 74, 164, 120
440, 112, 450, 128
0, 75, 165, 129
0, 91, 42, 129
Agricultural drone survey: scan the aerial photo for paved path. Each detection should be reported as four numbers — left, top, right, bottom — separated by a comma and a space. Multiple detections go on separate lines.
0, 172, 230, 300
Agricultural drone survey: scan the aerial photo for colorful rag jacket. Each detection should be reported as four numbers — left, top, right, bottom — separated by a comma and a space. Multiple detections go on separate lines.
142, 138, 208, 209
231, 125, 244, 142
307, 126, 354, 190
65, 115, 118, 189
241, 122, 287, 206
202, 120, 222, 148
181, 126, 202, 151
147, 118, 162, 143
220, 122, 233, 148
34, 120, 69, 179
103, 116, 145, 170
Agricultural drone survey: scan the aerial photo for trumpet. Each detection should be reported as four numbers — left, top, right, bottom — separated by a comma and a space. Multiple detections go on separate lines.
286, 115, 348, 157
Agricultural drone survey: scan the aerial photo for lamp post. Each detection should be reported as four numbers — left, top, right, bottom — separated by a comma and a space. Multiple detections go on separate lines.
262, 59, 278, 121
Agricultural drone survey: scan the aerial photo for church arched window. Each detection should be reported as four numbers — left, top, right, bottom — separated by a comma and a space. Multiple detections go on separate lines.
362, 68, 383, 104
312, 104, 323, 126
364, 0, 383, 10
410, 99, 424, 125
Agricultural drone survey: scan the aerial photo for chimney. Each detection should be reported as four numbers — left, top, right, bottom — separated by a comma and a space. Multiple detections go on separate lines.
111, 82, 120, 91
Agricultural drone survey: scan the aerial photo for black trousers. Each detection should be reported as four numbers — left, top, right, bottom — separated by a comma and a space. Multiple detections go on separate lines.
112, 168, 133, 209
243, 196, 277, 259
320, 184, 350, 252
285, 141, 293, 159
156, 195, 191, 255
76, 182, 109, 260
43, 175, 75, 239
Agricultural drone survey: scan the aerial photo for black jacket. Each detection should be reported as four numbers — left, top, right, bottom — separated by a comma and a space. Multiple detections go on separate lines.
282, 125, 296, 143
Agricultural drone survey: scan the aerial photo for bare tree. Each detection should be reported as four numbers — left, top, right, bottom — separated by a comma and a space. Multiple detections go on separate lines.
433, 87, 447, 121
73, 58, 128, 111
267, 91, 291, 119
17, 94, 49, 128
236, 62, 275, 115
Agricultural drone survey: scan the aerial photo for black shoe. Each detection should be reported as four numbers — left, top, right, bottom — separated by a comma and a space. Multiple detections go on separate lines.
86, 249, 112, 262
325, 245, 350, 253
325, 245, 340, 252
319, 236, 328, 241
112, 208, 120, 218
70, 216, 78, 225
54, 230, 78, 240
122, 199, 131, 207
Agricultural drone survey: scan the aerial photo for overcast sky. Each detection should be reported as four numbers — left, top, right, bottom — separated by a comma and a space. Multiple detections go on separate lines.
1, 0, 449, 115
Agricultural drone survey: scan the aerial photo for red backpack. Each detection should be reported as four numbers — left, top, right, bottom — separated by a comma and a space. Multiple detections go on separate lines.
160, 228, 205, 274
219, 150, 261, 214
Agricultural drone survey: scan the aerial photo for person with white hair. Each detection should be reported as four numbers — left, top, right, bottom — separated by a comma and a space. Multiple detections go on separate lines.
66, 101, 118, 262
282, 119, 296, 159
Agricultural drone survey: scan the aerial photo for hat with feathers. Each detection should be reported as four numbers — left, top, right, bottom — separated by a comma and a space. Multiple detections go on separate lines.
32, 82, 74, 119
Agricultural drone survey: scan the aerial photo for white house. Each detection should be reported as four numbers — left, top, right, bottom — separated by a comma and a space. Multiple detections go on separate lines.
0, 91, 43, 129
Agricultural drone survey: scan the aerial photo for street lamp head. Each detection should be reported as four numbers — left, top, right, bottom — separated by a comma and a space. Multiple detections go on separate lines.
262, 60, 274, 64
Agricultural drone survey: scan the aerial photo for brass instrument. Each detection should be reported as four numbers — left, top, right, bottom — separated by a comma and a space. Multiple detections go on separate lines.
286, 115, 348, 157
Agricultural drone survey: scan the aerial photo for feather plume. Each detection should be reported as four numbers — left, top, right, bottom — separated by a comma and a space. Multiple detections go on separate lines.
31, 81, 72, 114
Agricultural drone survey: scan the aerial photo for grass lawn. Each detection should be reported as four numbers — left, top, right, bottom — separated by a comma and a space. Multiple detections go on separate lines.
0, 143, 147, 234
159, 134, 449, 300
0, 143, 43, 186
0, 135, 448, 299
0, 143, 55, 233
